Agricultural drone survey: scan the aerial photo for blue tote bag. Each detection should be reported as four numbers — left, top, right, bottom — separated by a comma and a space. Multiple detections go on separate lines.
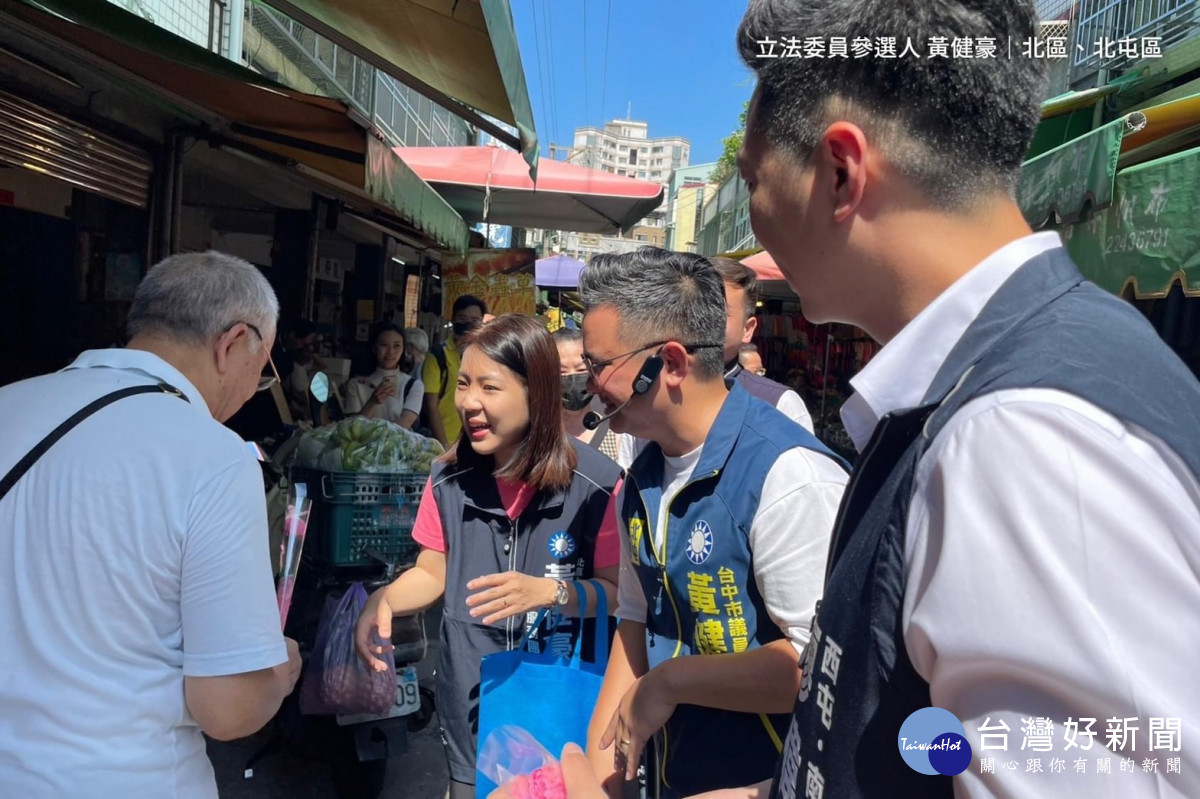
475, 580, 610, 797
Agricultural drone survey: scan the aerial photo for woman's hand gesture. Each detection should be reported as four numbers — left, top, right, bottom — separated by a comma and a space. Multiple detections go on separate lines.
370, 377, 397, 405
355, 586, 397, 672
465, 572, 556, 625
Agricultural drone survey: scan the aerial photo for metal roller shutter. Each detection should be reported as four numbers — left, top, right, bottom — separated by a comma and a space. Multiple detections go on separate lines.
0, 90, 152, 208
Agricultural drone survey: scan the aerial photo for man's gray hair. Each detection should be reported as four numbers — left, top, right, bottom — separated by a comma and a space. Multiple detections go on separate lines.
405, 327, 430, 354
578, 247, 726, 378
127, 251, 279, 350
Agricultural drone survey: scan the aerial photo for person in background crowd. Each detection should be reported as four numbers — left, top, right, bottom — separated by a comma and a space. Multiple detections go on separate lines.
404, 326, 430, 376
711, 257, 813, 431
0, 251, 301, 798
280, 320, 324, 421
536, 300, 555, 331
343, 323, 424, 430
617, 255, 815, 468
738, 344, 766, 376
423, 295, 488, 448
579, 248, 848, 799
355, 315, 622, 799
732, 0, 1200, 797
554, 327, 623, 462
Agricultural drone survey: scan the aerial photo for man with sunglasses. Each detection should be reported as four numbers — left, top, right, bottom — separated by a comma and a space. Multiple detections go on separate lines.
579, 248, 849, 798
0, 251, 300, 798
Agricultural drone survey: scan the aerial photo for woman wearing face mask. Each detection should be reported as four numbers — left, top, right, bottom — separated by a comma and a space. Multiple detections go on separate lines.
343, 323, 424, 430
354, 315, 622, 799
553, 327, 623, 462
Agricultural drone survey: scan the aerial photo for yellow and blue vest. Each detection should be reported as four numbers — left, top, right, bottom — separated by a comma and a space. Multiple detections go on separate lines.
623, 383, 845, 796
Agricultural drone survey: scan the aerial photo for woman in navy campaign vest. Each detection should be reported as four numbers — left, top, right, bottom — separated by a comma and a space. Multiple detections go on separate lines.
354, 314, 622, 799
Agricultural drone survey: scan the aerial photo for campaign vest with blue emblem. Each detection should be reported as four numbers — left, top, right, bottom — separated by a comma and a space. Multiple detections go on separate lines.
623, 384, 847, 797
431, 439, 621, 785
770, 248, 1200, 799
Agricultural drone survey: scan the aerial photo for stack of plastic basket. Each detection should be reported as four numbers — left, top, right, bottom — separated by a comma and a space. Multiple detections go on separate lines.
292, 468, 426, 568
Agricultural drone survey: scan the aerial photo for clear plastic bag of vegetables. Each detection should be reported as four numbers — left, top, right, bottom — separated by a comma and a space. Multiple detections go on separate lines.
295, 417, 444, 473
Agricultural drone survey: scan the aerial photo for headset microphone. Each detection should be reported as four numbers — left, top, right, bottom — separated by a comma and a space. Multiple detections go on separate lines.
583, 355, 664, 430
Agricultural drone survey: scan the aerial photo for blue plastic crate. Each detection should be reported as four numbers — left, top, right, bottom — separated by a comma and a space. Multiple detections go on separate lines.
292, 469, 427, 567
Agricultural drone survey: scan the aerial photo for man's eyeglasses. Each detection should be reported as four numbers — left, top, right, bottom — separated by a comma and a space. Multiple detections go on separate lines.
582, 340, 723, 381
243, 322, 282, 392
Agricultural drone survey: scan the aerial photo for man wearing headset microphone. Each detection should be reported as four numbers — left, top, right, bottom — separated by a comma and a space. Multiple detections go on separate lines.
577, 248, 849, 799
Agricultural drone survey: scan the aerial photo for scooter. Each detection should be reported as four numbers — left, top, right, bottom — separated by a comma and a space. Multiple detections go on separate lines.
247, 373, 434, 799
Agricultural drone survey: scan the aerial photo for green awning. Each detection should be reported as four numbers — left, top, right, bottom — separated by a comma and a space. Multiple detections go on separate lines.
365, 138, 468, 251
1026, 73, 1147, 159
261, 0, 538, 172
1058, 144, 1200, 298
14, 0, 469, 250
1018, 113, 1146, 228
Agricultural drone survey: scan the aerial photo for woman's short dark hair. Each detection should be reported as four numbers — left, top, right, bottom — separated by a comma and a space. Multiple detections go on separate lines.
442, 314, 576, 490
552, 327, 583, 346
369, 322, 406, 348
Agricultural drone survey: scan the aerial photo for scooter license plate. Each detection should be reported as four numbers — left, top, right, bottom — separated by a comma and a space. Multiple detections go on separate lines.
336, 665, 420, 726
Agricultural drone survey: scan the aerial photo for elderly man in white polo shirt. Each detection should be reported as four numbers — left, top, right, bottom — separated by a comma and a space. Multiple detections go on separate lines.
0, 251, 302, 798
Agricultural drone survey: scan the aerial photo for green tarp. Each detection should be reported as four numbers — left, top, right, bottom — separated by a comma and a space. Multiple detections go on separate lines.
366, 138, 469, 251
1059, 144, 1200, 298
1019, 116, 1140, 228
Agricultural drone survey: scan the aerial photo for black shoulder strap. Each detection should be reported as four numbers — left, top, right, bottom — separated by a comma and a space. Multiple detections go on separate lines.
432, 343, 450, 398
402, 372, 419, 403
0, 383, 186, 503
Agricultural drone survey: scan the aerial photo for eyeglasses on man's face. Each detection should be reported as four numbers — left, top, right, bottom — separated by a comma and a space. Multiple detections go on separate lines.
243, 322, 282, 392
581, 340, 723, 382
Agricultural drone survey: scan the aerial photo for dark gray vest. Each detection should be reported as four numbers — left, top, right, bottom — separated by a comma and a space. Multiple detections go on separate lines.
728, 365, 790, 408
771, 248, 1200, 799
431, 439, 621, 784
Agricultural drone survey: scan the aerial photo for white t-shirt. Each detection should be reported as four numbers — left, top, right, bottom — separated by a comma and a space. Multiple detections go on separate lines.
775, 389, 814, 433
0, 349, 288, 799
616, 388, 813, 469
343, 368, 424, 425
616, 443, 847, 656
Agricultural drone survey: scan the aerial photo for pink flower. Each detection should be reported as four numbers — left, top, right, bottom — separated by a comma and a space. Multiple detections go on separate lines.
496, 774, 531, 799
527, 763, 566, 799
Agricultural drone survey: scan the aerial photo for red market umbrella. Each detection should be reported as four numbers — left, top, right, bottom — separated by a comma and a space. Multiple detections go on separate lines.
395, 146, 664, 234
741, 250, 786, 282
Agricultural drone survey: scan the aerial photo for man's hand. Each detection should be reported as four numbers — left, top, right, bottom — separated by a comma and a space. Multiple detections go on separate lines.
280, 637, 302, 694
466, 572, 556, 625
600, 667, 677, 781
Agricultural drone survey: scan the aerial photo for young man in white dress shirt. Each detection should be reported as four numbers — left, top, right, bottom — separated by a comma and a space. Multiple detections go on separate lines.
710, 1, 1200, 798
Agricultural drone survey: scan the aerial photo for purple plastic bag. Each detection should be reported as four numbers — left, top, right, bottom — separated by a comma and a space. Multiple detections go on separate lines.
298, 582, 395, 716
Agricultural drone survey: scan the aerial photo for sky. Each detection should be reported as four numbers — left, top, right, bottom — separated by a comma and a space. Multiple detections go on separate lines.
508, 0, 757, 166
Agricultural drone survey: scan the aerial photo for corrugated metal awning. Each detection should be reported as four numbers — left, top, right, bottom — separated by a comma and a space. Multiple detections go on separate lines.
8, 0, 469, 250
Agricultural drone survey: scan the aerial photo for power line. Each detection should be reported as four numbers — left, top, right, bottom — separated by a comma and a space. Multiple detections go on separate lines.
582, 1, 589, 138
600, 0, 612, 127
528, 0, 551, 156
543, 0, 561, 155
